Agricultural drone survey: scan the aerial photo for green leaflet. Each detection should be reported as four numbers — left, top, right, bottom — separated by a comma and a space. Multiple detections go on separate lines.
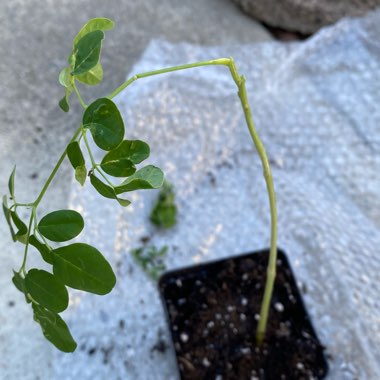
58, 67, 73, 112
25, 269, 68, 313
73, 18, 114, 47
150, 181, 177, 229
12, 271, 30, 303
90, 174, 131, 207
71, 30, 104, 76
52, 243, 116, 295
100, 158, 135, 178
2, 195, 16, 241
76, 62, 103, 86
29, 235, 53, 265
32, 304, 77, 353
115, 165, 164, 194
10, 211, 28, 244
66, 142, 87, 185
38, 210, 84, 242
59, 67, 72, 88
83, 98, 124, 151
75, 165, 87, 186
100, 140, 150, 177
8, 166, 16, 199
59, 87, 72, 113
67, 141, 85, 168
102, 140, 150, 165
12, 271, 26, 293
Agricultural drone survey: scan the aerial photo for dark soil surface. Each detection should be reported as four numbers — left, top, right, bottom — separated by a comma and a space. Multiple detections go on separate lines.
159, 249, 328, 380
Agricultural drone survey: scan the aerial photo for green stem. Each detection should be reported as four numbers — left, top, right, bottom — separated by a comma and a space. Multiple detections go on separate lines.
31, 210, 52, 250
227, 59, 278, 344
109, 58, 277, 344
15, 84, 86, 275
82, 129, 96, 168
73, 81, 87, 108
95, 167, 114, 187
82, 130, 114, 187
19, 210, 35, 274
108, 58, 230, 99
15, 203, 34, 207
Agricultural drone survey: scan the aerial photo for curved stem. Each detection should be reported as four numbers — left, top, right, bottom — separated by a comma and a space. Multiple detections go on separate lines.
82, 130, 115, 187
109, 58, 277, 343
95, 167, 114, 187
14, 83, 87, 276
19, 209, 35, 274
108, 58, 230, 99
15, 202, 34, 207
73, 81, 87, 108
82, 129, 96, 168
228, 59, 278, 344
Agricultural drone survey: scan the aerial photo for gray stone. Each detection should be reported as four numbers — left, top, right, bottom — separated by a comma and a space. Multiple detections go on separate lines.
232, 0, 380, 34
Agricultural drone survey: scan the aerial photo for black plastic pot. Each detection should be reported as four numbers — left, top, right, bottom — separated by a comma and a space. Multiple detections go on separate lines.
159, 249, 328, 380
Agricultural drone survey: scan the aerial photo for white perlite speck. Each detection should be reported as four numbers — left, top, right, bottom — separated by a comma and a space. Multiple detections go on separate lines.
180, 333, 189, 343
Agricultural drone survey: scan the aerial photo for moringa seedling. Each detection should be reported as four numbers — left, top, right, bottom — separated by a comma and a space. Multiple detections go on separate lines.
2, 17, 277, 352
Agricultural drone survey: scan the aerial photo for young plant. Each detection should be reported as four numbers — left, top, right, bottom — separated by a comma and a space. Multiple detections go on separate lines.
131, 245, 168, 281
150, 180, 177, 229
3, 17, 277, 352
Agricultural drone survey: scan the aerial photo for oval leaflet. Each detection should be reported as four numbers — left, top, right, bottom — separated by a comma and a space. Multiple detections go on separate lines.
53, 243, 116, 295
25, 269, 68, 313
33, 304, 77, 353
38, 210, 84, 242
83, 98, 125, 151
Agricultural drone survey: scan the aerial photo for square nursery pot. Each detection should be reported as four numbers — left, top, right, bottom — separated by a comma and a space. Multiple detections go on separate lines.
159, 249, 328, 380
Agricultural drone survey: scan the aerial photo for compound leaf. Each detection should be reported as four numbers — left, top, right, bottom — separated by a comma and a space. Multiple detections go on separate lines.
83, 98, 124, 151
38, 210, 84, 242
115, 165, 164, 194
52, 243, 116, 295
33, 304, 77, 353
25, 269, 68, 313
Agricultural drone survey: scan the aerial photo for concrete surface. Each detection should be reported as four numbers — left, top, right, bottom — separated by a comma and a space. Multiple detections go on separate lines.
0, 1, 271, 379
